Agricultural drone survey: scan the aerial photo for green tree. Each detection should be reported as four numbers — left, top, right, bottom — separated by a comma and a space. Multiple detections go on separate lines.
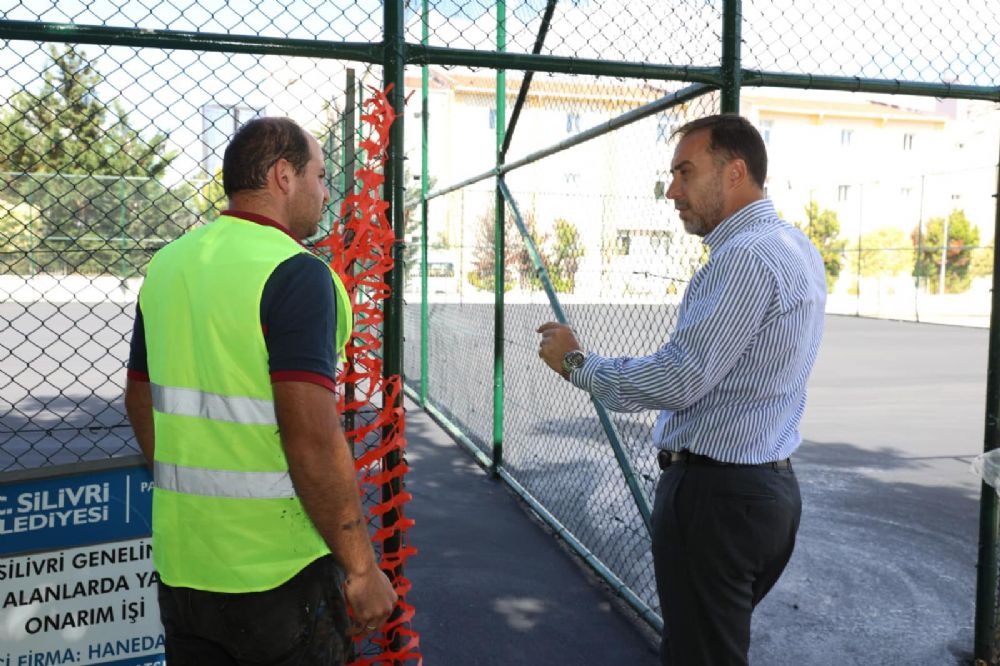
468, 204, 520, 292
796, 201, 847, 292
0, 200, 40, 273
970, 244, 993, 280
0, 45, 193, 276
402, 165, 437, 279
194, 168, 227, 224
509, 210, 548, 290
549, 218, 584, 292
858, 227, 913, 279
912, 209, 980, 294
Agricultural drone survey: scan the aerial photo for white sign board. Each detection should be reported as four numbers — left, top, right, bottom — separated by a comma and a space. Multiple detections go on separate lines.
0, 461, 165, 666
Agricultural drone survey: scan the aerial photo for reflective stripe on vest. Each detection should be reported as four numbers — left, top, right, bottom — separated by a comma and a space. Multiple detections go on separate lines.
151, 383, 276, 426
155, 461, 296, 499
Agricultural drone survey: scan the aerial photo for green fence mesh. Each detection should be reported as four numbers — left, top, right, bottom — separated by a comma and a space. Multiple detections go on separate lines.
0, 36, 382, 471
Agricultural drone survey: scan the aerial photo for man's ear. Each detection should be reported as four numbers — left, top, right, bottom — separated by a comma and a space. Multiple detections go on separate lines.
728, 159, 748, 188
272, 158, 293, 195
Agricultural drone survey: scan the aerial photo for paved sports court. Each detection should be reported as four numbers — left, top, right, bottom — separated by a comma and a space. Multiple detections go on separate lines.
403, 314, 985, 665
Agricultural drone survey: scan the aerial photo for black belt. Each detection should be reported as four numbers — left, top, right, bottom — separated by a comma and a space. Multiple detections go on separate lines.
657, 449, 792, 471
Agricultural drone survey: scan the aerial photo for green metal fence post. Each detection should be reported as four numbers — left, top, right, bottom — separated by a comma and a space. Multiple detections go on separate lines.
500, 0, 557, 162
420, 0, 430, 407
915, 175, 925, 322
498, 179, 653, 534
343, 68, 357, 448
491, 0, 507, 474
25, 185, 37, 275
325, 126, 335, 238
117, 178, 128, 279
721, 0, 742, 113
382, 0, 407, 657
973, 134, 1000, 664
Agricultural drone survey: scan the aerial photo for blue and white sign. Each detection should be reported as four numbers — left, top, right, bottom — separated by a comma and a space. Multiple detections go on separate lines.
0, 460, 165, 665
0, 464, 152, 556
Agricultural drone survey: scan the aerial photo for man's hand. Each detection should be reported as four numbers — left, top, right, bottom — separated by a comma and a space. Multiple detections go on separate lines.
536, 322, 581, 379
343, 561, 398, 636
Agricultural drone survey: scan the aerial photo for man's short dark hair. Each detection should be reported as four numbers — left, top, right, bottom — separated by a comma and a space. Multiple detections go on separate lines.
672, 114, 768, 188
222, 117, 312, 197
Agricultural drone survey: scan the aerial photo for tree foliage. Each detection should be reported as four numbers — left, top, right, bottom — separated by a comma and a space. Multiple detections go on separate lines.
0, 45, 194, 276
402, 164, 437, 277
549, 218, 585, 292
468, 204, 522, 292
469, 206, 584, 293
912, 209, 980, 294
858, 227, 913, 279
796, 201, 847, 292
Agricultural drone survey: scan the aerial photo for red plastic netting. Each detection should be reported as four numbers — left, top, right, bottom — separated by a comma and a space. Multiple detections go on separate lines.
315, 84, 420, 666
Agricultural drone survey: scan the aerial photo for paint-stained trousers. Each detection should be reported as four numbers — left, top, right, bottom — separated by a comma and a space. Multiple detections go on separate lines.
157, 554, 351, 665
651, 459, 801, 666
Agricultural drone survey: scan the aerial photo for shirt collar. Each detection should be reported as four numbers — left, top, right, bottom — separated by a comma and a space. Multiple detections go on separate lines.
221, 209, 304, 247
703, 199, 777, 251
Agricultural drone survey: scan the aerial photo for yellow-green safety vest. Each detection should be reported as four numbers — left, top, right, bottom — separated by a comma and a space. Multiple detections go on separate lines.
139, 214, 352, 592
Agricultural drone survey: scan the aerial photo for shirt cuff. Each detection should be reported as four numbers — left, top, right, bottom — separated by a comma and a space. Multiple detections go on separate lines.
126, 369, 150, 382
271, 370, 337, 393
570, 353, 602, 393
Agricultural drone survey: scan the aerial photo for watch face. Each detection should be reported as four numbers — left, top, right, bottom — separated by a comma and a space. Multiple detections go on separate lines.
564, 350, 586, 369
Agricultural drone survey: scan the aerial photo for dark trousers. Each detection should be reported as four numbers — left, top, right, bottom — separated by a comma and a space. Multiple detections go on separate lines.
651, 461, 801, 666
157, 555, 352, 665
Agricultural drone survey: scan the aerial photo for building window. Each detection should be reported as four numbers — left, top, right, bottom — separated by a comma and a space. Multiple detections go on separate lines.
656, 115, 678, 144
840, 129, 853, 146
488, 108, 496, 129
760, 120, 773, 145
649, 231, 671, 251
202, 103, 262, 176
903, 133, 915, 150
653, 170, 670, 200
838, 185, 851, 201
615, 231, 631, 255
566, 112, 581, 134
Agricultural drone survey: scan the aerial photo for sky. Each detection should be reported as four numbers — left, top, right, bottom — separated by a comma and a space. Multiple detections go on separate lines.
5, 0, 998, 86
0, 0, 997, 185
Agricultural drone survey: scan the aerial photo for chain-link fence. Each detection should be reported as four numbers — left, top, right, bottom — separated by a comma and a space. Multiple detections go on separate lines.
403, 75, 719, 621
0, 37, 382, 470
0, 5, 397, 660
395, 0, 1000, 661
3, 0, 1000, 662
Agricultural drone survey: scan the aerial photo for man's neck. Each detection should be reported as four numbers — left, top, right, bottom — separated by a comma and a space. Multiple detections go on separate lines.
227, 194, 289, 233
720, 191, 765, 221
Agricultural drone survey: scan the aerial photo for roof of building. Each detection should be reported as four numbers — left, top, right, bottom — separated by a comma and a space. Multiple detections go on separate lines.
405, 67, 949, 125
404, 67, 671, 105
745, 94, 948, 125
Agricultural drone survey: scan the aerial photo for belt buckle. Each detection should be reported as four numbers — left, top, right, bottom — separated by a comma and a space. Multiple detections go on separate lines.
657, 449, 683, 470
656, 450, 669, 470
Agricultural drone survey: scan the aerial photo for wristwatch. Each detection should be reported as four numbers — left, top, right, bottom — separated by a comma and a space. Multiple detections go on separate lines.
562, 349, 587, 375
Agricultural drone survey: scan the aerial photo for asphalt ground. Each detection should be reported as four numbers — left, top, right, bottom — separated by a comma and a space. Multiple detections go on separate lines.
749, 315, 983, 665
401, 399, 661, 665
1, 300, 989, 664
402, 312, 986, 665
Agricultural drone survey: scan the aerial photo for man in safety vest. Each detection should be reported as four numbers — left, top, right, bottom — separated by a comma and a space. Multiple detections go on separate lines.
125, 116, 397, 664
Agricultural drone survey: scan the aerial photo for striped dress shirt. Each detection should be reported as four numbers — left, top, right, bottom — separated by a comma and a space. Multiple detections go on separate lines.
571, 199, 827, 464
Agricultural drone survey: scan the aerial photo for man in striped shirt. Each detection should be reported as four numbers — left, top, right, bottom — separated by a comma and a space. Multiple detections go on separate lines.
538, 114, 826, 666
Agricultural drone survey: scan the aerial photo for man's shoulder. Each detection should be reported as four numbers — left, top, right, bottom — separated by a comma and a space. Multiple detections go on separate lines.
270, 252, 333, 289
727, 216, 804, 253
